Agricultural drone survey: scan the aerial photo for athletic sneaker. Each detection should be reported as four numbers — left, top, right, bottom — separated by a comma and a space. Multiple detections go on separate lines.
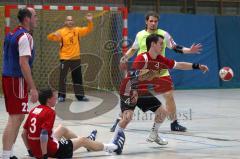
110, 118, 121, 132
77, 96, 89, 102
171, 120, 187, 132
58, 97, 65, 102
146, 131, 168, 145
112, 131, 125, 155
86, 129, 97, 151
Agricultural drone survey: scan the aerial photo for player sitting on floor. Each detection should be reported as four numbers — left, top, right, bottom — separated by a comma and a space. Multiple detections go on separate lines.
22, 88, 125, 158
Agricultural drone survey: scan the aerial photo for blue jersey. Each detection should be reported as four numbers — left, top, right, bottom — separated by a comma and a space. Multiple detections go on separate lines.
2, 27, 35, 77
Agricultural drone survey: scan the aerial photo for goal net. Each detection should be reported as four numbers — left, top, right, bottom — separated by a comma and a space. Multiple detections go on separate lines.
4, 5, 128, 94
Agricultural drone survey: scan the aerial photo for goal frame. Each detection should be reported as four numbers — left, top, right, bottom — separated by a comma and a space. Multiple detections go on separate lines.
4, 4, 128, 48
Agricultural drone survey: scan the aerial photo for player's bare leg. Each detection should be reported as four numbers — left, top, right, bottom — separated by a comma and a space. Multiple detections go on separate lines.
71, 134, 125, 154
119, 111, 132, 127
163, 90, 187, 132
112, 110, 133, 141
110, 89, 138, 132
53, 124, 78, 140
2, 114, 25, 159
72, 137, 104, 151
53, 124, 97, 144
111, 110, 133, 145
146, 106, 168, 145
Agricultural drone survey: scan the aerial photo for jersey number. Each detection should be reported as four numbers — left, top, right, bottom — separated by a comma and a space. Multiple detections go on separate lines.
155, 62, 159, 68
125, 98, 131, 105
22, 102, 28, 112
30, 117, 37, 133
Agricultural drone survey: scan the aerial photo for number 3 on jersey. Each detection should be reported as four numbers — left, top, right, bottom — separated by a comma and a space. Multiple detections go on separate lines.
30, 117, 37, 133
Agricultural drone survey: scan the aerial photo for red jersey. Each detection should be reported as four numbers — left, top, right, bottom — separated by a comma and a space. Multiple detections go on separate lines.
120, 52, 175, 95
132, 52, 175, 70
23, 105, 58, 158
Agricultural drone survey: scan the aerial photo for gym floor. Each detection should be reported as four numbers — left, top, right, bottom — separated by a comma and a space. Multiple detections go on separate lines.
0, 89, 239, 159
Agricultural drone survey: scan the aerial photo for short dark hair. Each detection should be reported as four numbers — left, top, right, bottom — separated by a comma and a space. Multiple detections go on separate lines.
38, 88, 54, 105
145, 11, 159, 21
17, 8, 32, 23
146, 34, 164, 51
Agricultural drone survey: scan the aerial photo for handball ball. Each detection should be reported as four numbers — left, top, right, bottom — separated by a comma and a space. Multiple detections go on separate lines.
219, 67, 234, 81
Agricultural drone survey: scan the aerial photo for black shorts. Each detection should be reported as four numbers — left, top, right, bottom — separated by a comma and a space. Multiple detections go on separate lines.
53, 139, 73, 158
120, 92, 161, 113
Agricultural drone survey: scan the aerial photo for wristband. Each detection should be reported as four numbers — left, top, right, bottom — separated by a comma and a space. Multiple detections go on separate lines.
192, 63, 200, 69
173, 45, 184, 54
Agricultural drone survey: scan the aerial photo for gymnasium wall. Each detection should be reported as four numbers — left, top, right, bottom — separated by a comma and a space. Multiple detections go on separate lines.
1, 8, 239, 90
215, 16, 240, 88
128, 13, 240, 89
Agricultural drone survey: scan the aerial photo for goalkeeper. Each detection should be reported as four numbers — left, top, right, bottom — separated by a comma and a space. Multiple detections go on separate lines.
47, 13, 93, 102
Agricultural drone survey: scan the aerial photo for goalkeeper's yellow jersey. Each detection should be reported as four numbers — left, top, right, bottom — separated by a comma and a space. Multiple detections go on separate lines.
47, 21, 93, 60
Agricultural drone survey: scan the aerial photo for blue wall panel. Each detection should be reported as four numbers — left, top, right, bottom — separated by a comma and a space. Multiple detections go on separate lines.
215, 16, 240, 88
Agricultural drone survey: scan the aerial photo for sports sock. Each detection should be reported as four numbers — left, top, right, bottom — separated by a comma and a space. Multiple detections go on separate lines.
103, 143, 118, 152
2, 150, 11, 159
112, 124, 124, 141
10, 144, 15, 157
151, 122, 161, 132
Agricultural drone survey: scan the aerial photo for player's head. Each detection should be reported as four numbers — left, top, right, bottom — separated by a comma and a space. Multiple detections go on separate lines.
18, 7, 37, 30
146, 33, 164, 53
38, 88, 57, 107
145, 11, 159, 31
65, 16, 74, 27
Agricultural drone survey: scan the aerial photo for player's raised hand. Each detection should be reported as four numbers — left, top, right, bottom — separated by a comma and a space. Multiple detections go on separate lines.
130, 90, 138, 105
85, 13, 93, 22
199, 64, 209, 73
119, 55, 128, 70
53, 31, 61, 38
189, 43, 202, 54
30, 88, 38, 103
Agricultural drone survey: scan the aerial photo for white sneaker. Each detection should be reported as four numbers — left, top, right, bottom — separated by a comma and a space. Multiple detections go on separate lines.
146, 131, 168, 145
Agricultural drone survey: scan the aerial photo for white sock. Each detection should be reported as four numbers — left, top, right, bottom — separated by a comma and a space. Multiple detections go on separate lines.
2, 150, 11, 159
10, 144, 15, 157
152, 122, 161, 132
103, 143, 118, 152
112, 124, 124, 141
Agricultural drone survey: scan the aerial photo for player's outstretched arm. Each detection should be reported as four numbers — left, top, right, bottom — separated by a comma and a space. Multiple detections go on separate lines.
47, 31, 61, 41
123, 47, 137, 60
85, 13, 93, 22
119, 48, 137, 70
182, 43, 202, 54
174, 62, 208, 73
198, 64, 209, 72
165, 32, 202, 54
40, 129, 48, 158
78, 13, 94, 37
172, 43, 202, 54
